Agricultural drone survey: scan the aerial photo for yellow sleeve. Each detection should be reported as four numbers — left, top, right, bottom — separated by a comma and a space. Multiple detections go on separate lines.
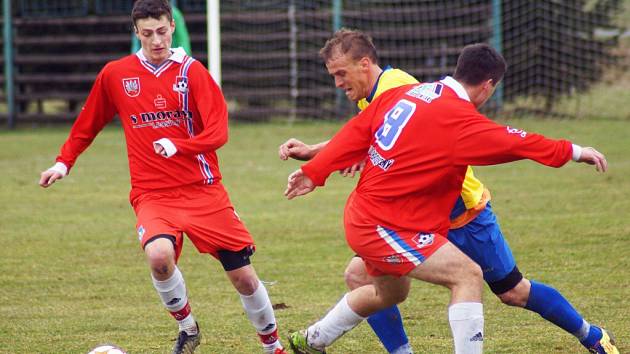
461, 166, 485, 209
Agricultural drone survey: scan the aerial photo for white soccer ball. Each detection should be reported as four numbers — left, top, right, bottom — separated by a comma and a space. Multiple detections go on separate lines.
87, 344, 127, 354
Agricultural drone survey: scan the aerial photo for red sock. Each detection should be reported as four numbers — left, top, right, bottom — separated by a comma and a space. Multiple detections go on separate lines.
170, 301, 191, 321
258, 328, 279, 345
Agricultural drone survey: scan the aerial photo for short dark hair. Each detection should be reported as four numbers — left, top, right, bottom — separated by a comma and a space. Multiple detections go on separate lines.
453, 43, 507, 86
132, 0, 172, 27
319, 28, 378, 64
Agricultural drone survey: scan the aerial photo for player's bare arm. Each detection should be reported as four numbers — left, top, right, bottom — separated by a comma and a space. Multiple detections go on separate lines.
278, 138, 329, 161
284, 169, 315, 200
575, 146, 607, 172
279, 138, 364, 177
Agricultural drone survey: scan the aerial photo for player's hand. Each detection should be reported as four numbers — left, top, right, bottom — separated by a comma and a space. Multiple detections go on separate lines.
284, 169, 315, 199
39, 169, 63, 188
339, 159, 366, 178
152, 138, 177, 158
39, 162, 67, 188
577, 147, 607, 172
153, 142, 168, 157
278, 138, 314, 161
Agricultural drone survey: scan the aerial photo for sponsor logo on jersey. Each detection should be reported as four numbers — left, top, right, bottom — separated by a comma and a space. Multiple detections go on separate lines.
412, 233, 434, 248
154, 94, 167, 109
368, 145, 395, 171
406, 82, 443, 103
130, 109, 193, 129
122, 77, 141, 97
506, 126, 527, 138
173, 76, 189, 93
383, 254, 404, 264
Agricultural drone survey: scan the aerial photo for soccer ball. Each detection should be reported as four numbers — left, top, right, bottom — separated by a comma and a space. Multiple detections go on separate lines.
87, 344, 126, 354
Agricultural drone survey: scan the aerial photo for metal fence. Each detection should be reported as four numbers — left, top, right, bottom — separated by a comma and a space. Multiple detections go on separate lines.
1, 0, 626, 126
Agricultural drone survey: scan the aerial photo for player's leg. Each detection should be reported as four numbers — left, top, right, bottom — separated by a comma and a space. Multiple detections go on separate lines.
342, 204, 483, 354
406, 241, 484, 354
451, 204, 619, 353
497, 277, 619, 353
298, 237, 483, 354
344, 256, 413, 354
184, 184, 286, 353
135, 195, 201, 354
290, 274, 411, 353
143, 236, 201, 354
220, 248, 286, 354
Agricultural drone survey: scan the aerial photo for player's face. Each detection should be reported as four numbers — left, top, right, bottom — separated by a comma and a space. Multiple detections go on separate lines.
326, 54, 371, 102
135, 15, 175, 66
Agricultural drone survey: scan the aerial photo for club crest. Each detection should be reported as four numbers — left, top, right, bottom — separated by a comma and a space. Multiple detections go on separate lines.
173, 76, 189, 94
122, 77, 141, 97
412, 233, 434, 248
154, 94, 167, 109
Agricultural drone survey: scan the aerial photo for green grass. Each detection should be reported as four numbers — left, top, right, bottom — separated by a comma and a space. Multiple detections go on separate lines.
1, 119, 629, 353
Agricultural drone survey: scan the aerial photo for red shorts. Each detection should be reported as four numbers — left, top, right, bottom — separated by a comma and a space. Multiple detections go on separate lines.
132, 183, 254, 261
344, 193, 448, 277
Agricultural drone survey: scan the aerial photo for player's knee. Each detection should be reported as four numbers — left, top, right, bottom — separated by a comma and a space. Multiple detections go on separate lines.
497, 280, 529, 307
497, 289, 524, 307
344, 258, 370, 290
383, 289, 408, 306
232, 272, 260, 295
226, 265, 260, 295
144, 237, 175, 276
344, 267, 369, 290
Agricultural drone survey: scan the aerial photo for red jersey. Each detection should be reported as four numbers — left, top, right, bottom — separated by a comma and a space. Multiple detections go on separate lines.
56, 49, 227, 202
302, 77, 573, 236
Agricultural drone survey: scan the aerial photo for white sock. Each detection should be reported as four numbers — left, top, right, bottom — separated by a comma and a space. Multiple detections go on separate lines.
152, 267, 197, 334
240, 281, 281, 351
391, 342, 414, 354
307, 294, 366, 350
448, 302, 483, 354
575, 320, 591, 340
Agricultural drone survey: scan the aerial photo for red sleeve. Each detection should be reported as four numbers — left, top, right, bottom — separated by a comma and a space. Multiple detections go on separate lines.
302, 101, 380, 186
454, 111, 573, 168
169, 61, 228, 155
56, 67, 117, 172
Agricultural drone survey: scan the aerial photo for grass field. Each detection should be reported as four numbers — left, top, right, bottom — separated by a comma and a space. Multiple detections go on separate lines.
1, 119, 629, 353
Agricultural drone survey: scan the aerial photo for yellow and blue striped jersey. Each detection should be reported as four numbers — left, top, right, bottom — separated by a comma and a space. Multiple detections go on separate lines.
358, 67, 486, 215
357, 67, 418, 111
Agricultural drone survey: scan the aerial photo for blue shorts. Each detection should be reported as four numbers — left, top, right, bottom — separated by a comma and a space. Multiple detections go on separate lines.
448, 202, 522, 293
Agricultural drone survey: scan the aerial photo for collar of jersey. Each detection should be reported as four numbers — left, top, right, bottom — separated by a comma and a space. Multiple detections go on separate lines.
366, 65, 392, 103
135, 47, 187, 74
440, 76, 470, 102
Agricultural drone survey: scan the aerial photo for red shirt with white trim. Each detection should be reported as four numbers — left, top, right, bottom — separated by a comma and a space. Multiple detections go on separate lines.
55, 48, 227, 202
302, 78, 573, 236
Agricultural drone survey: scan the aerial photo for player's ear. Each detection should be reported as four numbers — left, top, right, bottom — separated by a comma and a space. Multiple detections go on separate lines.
170, 19, 176, 33
483, 79, 494, 91
359, 57, 370, 71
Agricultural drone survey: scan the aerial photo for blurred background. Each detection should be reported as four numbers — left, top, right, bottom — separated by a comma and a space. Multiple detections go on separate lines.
0, 0, 628, 127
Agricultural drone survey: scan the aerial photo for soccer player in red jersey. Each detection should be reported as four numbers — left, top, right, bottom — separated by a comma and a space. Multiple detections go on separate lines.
285, 43, 607, 354
282, 30, 619, 354
38, 1, 287, 353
